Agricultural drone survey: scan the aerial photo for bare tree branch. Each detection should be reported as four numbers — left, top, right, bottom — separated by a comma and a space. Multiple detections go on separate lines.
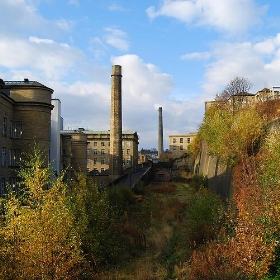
215, 77, 252, 101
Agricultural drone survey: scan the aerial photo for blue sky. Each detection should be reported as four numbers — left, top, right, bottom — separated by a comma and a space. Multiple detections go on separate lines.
1, 0, 280, 149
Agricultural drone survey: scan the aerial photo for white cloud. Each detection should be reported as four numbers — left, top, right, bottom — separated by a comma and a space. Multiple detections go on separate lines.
181, 51, 210, 60
29, 36, 55, 44
0, 36, 83, 81
108, 54, 203, 148
146, 0, 268, 33
201, 33, 280, 98
104, 27, 130, 51
108, 2, 127, 11
0, 0, 74, 38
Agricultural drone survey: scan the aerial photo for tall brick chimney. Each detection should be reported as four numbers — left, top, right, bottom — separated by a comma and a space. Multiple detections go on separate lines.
158, 107, 164, 158
109, 65, 123, 180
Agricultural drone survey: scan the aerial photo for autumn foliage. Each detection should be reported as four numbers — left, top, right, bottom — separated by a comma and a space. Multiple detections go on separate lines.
184, 98, 280, 279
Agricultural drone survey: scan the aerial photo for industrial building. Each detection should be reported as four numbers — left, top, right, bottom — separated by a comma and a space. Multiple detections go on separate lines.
0, 65, 140, 194
0, 78, 54, 195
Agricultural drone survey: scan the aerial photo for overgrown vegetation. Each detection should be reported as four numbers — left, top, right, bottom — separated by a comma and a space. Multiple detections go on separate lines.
0, 148, 226, 279
0, 146, 152, 279
2, 84, 280, 278
186, 89, 280, 279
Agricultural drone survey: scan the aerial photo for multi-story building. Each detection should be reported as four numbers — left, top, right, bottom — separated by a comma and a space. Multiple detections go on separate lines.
0, 78, 54, 195
83, 130, 139, 173
169, 133, 197, 158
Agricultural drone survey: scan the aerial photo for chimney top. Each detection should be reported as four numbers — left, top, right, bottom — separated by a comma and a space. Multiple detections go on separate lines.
111, 65, 122, 76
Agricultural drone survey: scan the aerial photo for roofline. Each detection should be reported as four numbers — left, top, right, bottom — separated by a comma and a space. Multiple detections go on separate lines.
4, 80, 54, 93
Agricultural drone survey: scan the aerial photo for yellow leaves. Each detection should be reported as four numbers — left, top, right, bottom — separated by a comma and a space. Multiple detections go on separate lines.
0, 146, 84, 279
199, 103, 265, 164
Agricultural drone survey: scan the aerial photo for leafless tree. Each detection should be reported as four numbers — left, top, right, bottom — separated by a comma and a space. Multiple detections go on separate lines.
215, 76, 252, 101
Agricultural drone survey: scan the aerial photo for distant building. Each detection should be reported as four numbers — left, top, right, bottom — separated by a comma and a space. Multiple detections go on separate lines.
139, 149, 159, 163
169, 133, 197, 158
205, 87, 280, 113
138, 151, 147, 165
83, 130, 139, 173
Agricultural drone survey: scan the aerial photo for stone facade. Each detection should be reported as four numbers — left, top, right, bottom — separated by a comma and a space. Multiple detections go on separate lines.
0, 78, 53, 195
84, 130, 139, 173
169, 132, 197, 158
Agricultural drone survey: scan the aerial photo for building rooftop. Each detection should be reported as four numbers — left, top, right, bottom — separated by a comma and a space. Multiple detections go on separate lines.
61, 129, 137, 135
4, 79, 50, 88
83, 130, 137, 135
169, 132, 197, 137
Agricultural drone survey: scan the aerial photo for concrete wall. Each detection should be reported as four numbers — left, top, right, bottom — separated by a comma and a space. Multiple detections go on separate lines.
195, 141, 232, 199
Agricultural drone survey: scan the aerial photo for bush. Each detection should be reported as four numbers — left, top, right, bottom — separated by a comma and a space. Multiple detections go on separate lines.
189, 174, 206, 191
186, 188, 225, 247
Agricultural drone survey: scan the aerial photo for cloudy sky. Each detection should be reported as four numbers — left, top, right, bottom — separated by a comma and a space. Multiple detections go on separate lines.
1, 0, 280, 149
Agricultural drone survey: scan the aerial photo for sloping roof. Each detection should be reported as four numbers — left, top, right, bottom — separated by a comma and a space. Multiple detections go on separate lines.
5, 80, 46, 87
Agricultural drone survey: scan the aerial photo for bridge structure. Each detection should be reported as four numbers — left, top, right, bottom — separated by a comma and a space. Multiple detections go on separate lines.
108, 166, 152, 189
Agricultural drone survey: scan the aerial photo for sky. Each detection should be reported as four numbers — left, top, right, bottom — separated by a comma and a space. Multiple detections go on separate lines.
1, 0, 280, 150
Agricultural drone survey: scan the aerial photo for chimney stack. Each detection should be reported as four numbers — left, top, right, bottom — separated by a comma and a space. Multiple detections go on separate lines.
109, 65, 123, 180
158, 107, 164, 158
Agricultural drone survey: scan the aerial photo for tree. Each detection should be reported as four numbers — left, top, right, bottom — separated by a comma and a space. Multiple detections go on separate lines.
0, 146, 84, 279
68, 174, 126, 269
216, 76, 252, 101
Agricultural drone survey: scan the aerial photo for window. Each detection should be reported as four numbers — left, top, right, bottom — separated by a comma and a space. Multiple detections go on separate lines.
93, 158, 97, 164
93, 142, 97, 146
101, 142, 105, 146
127, 142, 130, 147
180, 138, 183, 143
101, 158, 105, 164
93, 149, 97, 155
108, 142, 110, 146
2, 117, 7, 136
173, 138, 176, 143
10, 121, 22, 138
87, 159, 90, 165
87, 149, 90, 155
1, 147, 6, 166
9, 149, 21, 166
173, 146, 176, 150
187, 138, 191, 144
101, 149, 105, 155
180, 145, 183, 150
101, 168, 105, 172
126, 159, 131, 165
127, 149, 130, 155
158, 174, 165, 182
0, 178, 6, 196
